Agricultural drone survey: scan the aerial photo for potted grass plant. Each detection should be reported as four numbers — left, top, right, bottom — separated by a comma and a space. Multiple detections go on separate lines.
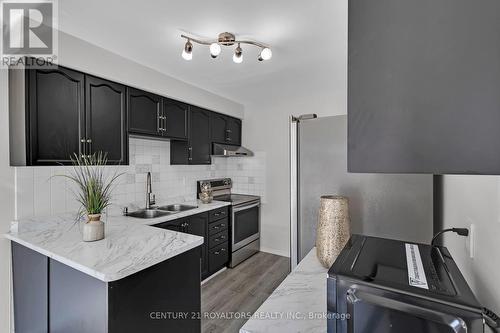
63, 152, 123, 242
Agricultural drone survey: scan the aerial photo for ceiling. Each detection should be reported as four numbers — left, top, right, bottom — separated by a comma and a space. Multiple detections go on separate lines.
58, 0, 347, 106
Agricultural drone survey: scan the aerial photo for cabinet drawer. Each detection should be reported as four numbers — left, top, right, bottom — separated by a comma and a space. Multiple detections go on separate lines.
208, 217, 228, 235
209, 229, 229, 249
209, 242, 229, 273
209, 207, 229, 222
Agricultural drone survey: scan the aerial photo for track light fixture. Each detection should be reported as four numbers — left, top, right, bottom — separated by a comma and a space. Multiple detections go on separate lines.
182, 39, 193, 61
180, 32, 272, 63
233, 43, 243, 64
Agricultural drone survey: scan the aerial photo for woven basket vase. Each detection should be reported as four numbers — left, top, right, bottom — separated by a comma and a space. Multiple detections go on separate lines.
316, 196, 351, 268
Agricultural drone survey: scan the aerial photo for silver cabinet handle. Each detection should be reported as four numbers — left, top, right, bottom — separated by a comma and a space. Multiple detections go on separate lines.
157, 110, 160, 132
80, 138, 86, 157
87, 138, 92, 155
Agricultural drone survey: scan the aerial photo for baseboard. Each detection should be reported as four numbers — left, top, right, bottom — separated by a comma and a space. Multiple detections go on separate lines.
260, 246, 290, 258
201, 267, 226, 285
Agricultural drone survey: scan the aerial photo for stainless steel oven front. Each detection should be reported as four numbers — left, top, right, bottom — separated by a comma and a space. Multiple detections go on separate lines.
230, 200, 260, 267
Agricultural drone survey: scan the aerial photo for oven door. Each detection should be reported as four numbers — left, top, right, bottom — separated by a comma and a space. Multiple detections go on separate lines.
232, 201, 260, 251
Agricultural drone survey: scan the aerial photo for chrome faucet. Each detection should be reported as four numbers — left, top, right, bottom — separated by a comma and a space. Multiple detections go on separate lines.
146, 172, 156, 209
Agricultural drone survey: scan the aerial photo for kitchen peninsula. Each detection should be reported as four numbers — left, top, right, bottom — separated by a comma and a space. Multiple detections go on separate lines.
5, 200, 230, 333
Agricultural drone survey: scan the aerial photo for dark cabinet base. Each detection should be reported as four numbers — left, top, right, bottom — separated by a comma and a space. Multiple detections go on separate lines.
12, 243, 201, 333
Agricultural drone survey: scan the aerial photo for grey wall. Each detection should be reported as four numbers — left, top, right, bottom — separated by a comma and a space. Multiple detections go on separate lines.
348, 0, 500, 174
299, 115, 433, 259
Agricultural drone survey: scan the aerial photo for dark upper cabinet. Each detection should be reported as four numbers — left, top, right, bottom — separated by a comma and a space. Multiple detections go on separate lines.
210, 112, 228, 144
85, 75, 128, 164
190, 107, 212, 164
210, 112, 242, 146
226, 117, 241, 146
127, 88, 163, 137
171, 106, 211, 165
163, 98, 188, 140
27, 66, 85, 165
25, 66, 129, 165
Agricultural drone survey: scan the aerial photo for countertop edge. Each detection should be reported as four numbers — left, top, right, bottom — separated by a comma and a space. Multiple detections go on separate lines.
5, 232, 205, 282
3, 200, 229, 282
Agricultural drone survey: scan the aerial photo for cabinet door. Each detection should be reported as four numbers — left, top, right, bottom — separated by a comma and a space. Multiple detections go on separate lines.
163, 98, 188, 140
189, 107, 211, 164
27, 66, 85, 165
226, 117, 242, 146
127, 88, 163, 137
155, 219, 185, 232
85, 75, 128, 164
186, 213, 209, 279
210, 112, 228, 144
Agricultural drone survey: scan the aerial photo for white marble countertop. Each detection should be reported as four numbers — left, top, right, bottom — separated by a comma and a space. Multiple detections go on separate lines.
240, 247, 328, 333
4, 200, 231, 282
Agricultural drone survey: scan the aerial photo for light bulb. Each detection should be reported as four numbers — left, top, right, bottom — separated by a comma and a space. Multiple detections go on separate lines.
233, 44, 243, 64
210, 43, 221, 58
259, 47, 272, 61
182, 40, 193, 61
182, 49, 192, 60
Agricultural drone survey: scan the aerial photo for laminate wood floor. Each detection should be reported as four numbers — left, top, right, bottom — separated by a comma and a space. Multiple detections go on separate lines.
201, 251, 290, 333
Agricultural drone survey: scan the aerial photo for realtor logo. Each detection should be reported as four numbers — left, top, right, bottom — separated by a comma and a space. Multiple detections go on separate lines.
1, 0, 58, 65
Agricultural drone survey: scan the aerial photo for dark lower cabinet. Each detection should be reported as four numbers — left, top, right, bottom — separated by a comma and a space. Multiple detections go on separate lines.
27, 66, 85, 165
171, 106, 211, 165
85, 75, 127, 164
207, 207, 230, 274
153, 207, 230, 280
12, 243, 49, 332
208, 242, 230, 274
155, 213, 209, 280
184, 213, 209, 279
108, 247, 201, 333
12, 242, 201, 333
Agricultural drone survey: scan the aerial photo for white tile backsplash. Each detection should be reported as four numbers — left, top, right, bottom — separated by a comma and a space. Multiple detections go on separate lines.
14, 137, 266, 219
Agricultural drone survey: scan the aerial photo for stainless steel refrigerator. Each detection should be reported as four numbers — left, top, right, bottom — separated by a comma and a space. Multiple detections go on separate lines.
289, 115, 433, 269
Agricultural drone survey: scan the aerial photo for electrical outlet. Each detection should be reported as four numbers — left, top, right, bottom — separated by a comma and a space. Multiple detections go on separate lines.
468, 223, 475, 259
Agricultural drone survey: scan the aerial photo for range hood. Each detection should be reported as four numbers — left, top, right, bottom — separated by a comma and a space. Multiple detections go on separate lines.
212, 143, 254, 157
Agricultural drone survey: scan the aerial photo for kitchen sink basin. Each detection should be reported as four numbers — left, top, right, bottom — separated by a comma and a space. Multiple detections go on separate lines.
127, 209, 172, 219
157, 204, 198, 213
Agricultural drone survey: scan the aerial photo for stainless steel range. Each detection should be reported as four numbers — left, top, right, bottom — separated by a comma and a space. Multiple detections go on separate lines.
197, 178, 260, 267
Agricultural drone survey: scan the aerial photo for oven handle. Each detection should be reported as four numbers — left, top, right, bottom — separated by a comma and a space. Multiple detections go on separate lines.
233, 202, 260, 213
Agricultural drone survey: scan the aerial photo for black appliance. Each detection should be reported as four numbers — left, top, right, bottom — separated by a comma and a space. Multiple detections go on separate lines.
197, 178, 261, 267
327, 235, 484, 333
348, 0, 500, 174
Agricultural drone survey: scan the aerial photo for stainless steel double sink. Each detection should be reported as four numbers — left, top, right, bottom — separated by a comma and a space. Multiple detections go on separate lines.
127, 204, 198, 219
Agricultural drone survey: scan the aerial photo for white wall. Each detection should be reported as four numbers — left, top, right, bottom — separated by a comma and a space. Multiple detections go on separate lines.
243, 92, 348, 257
442, 175, 500, 313
58, 31, 243, 118
0, 69, 15, 333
